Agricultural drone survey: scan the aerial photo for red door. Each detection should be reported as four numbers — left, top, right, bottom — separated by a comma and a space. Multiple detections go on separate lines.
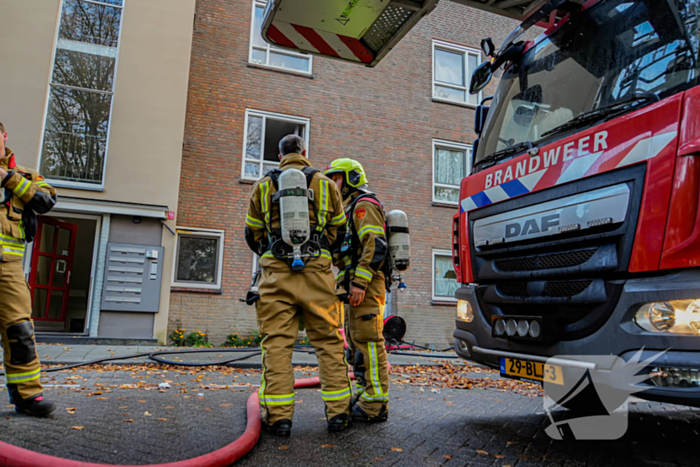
29, 217, 78, 323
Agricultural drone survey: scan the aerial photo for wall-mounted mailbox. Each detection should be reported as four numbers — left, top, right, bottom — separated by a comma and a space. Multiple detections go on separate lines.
100, 243, 165, 313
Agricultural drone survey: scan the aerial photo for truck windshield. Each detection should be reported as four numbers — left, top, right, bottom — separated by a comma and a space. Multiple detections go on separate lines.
475, 0, 700, 166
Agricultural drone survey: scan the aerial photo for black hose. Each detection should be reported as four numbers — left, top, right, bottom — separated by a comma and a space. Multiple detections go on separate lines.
0, 348, 298, 376
388, 350, 459, 359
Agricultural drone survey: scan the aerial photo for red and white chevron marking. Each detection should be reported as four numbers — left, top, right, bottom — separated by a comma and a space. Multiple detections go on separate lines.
268, 22, 373, 64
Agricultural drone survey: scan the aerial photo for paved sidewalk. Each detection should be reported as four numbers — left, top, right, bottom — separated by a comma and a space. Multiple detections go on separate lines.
0, 344, 463, 369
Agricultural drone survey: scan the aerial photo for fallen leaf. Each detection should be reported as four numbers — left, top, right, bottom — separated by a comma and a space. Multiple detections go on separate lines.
220, 403, 232, 407
165, 406, 174, 409
279, 446, 290, 450
157, 418, 168, 421
123, 419, 133, 423
5, 405, 14, 408
119, 406, 128, 409
72, 426, 84, 430
391, 447, 403, 452
506, 441, 518, 445
495, 454, 506, 459
477, 450, 489, 455
144, 411, 152, 416
321, 444, 336, 448
138, 400, 147, 403
97, 397, 108, 400
443, 455, 451, 460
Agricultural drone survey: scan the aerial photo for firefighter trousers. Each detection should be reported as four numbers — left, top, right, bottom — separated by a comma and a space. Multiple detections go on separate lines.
346, 273, 389, 417
0, 261, 43, 401
257, 267, 351, 424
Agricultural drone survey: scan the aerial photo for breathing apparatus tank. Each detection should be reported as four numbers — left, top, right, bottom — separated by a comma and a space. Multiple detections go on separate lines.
386, 210, 410, 290
278, 168, 312, 271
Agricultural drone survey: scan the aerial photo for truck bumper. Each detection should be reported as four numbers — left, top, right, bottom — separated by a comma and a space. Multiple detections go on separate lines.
454, 269, 700, 407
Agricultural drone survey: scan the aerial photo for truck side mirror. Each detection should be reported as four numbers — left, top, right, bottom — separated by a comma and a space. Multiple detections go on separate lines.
470, 61, 493, 95
474, 105, 490, 135
471, 139, 479, 173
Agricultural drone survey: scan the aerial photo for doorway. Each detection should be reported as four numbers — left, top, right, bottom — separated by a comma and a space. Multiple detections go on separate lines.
29, 214, 99, 333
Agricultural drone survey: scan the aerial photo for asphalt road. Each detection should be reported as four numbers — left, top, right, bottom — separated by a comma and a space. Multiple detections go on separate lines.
0, 365, 698, 466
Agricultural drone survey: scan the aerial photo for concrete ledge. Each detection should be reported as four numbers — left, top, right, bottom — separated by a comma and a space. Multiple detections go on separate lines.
36, 336, 160, 346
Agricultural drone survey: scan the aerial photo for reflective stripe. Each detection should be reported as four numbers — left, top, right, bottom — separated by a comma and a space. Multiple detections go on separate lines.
6, 368, 40, 383
14, 178, 31, 197
3, 247, 25, 257
316, 180, 329, 232
18, 222, 25, 240
260, 181, 271, 227
355, 268, 373, 281
0, 234, 23, 245
342, 257, 351, 266
259, 342, 267, 398
358, 225, 385, 239
337, 270, 346, 279
260, 394, 295, 405
261, 252, 274, 259
246, 215, 264, 229
361, 392, 389, 402
321, 388, 351, 401
330, 212, 347, 225
320, 249, 332, 260
368, 342, 384, 398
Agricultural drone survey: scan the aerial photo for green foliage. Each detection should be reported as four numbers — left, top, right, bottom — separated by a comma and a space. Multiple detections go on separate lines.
225, 330, 264, 348
169, 328, 186, 347
169, 329, 211, 347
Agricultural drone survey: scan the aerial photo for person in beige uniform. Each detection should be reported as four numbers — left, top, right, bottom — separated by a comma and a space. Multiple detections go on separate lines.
244, 135, 352, 436
0, 122, 57, 417
325, 158, 390, 423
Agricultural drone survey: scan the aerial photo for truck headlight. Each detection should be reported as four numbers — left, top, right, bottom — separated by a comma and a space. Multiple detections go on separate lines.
634, 300, 700, 334
457, 300, 474, 322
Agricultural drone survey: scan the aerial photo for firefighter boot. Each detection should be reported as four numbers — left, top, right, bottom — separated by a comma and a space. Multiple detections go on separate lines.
327, 413, 352, 433
262, 418, 292, 437
352, 403, 388, 423
8, 385, 56, 417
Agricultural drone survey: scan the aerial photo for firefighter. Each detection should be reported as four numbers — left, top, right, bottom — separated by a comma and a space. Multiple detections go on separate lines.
0, 122, 57, 417
244, 135, 352, 436
325, 158, 390, 423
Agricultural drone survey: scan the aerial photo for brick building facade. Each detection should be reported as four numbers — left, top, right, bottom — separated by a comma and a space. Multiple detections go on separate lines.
168, 0, 522, 346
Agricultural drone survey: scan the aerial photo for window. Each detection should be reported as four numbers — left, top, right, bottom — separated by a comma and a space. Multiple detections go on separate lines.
172, 228, 225, 290
39, 0, 124, 188
432, 40, 481, 106
242, 109, 310, 180
433, 250, 459, 302
433, 140, 471, 205
249, 1, 312, 74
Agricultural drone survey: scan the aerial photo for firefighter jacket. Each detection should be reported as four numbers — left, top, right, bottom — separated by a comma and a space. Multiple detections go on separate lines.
0, 148, 57, 262
335, 191, 388, 291
245, 153, 347, 272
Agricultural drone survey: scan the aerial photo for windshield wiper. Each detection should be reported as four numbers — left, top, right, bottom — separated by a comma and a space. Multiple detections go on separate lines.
475, 141, 534, 170
541, 92, 660, 139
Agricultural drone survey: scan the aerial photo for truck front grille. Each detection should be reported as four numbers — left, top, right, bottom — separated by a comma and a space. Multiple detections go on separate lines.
468, 166, 645, 342
495, 249, 596, 272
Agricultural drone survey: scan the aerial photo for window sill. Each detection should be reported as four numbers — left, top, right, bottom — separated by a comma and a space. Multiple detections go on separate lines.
239, 178, 256, 185
431, 300, 458, 306
432, 201, 459, 209
171, 287, 223, 295
431, 97, 478, 109
247, 62, 314, 79
48, 180, 105, 192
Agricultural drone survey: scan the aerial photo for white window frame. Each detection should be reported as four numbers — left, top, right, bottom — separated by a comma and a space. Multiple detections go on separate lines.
432, 40, 482, 107
171, 227, 225, 290
432, 249, 459, 302
248, 0, 313, 75
38, 0, 126, 191
241, 108, 311, 181
432, 139, 472, 206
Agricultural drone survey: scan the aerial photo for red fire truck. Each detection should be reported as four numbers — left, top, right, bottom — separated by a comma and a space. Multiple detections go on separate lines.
264, 0, 700, 406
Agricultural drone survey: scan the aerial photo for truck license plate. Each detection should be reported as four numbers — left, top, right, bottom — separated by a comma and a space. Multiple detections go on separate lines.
500, 358, 564, 386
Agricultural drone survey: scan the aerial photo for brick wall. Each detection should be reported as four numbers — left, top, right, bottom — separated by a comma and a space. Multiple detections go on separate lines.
170, 0, 524, 346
